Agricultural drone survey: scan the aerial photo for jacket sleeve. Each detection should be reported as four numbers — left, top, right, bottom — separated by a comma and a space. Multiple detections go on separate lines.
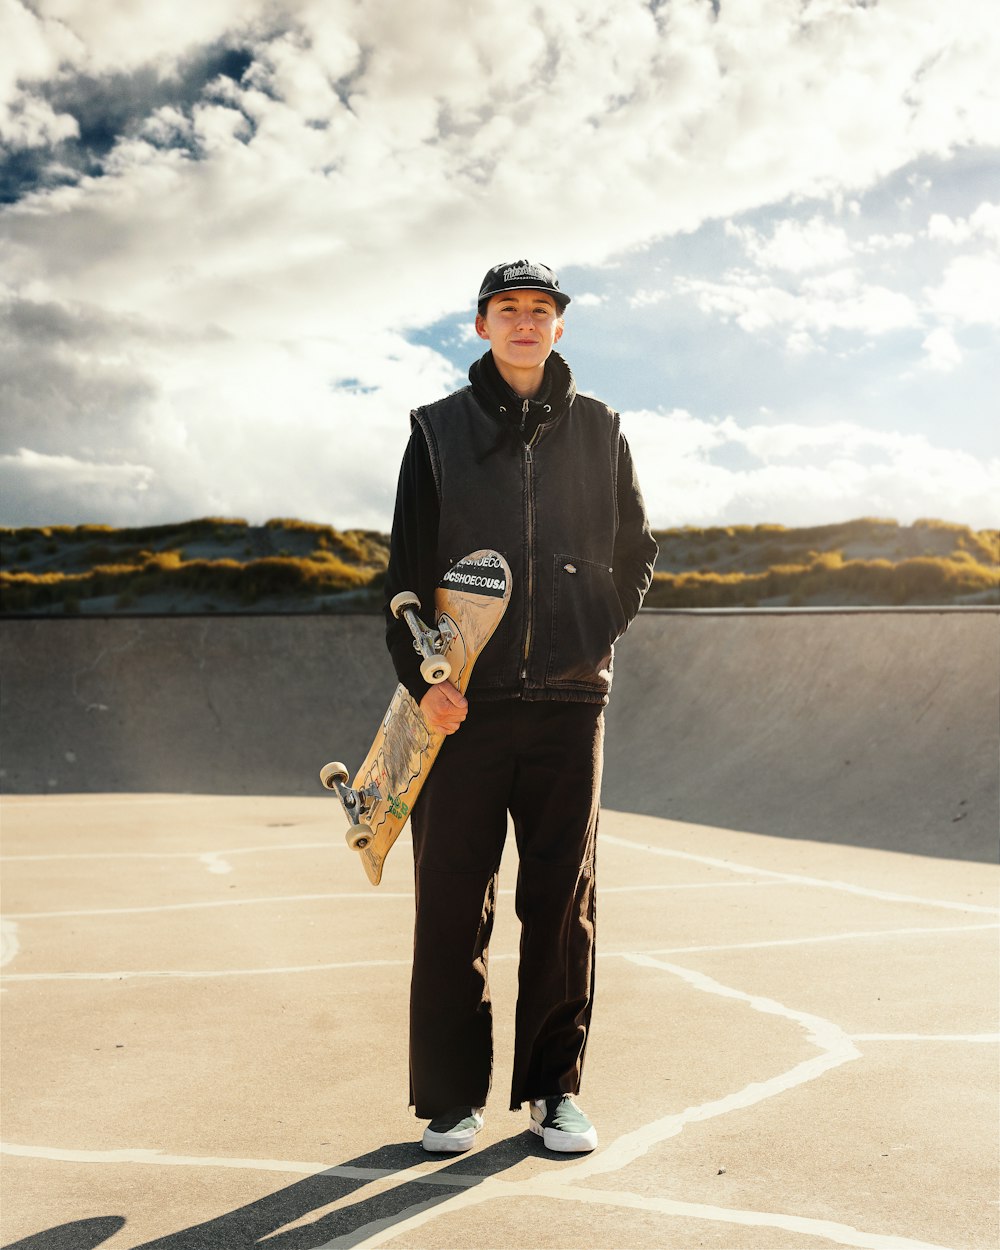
384, 425, 441, 704
612, 430, 658, 629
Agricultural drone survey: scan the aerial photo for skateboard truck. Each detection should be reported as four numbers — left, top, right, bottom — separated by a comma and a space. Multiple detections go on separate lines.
319, 761, 379, 850
390, 590, 454, 685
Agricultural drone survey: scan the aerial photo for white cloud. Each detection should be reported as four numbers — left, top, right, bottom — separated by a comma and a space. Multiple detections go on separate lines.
0, 449, 155, 525
917, 203, 1000, 332
678, 270, 919, 338
679, 200, 1000, 352
926, 255, 1000, 327
726, 217, 853, 272
920, 326, 963, 372
861, 232, 916, 254
0, 291, 459, 528
18, 0, 256, 77
786, 330, 819, 356
0, 0, 81, 146
628, 289, 669, 309
8, 0, 1000, 309
622, 409, 1000, 530
927, 202, 1000, 247
927, 213, 971, 245
2, 0, 998, 530
968, 202, 1000, 246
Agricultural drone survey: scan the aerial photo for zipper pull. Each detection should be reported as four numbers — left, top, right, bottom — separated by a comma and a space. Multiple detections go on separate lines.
520, 398, 530, 434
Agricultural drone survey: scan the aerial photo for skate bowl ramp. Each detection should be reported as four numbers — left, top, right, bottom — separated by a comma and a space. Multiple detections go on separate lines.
2, 608, 999, 1250
1, 609, 997, 861
603, 609, 999, 863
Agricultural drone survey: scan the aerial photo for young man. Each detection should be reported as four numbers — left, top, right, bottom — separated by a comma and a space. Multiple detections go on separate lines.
384, 259, 657, 1154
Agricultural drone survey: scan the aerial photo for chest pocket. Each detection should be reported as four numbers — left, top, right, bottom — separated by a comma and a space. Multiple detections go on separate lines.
545, 555, 626, 689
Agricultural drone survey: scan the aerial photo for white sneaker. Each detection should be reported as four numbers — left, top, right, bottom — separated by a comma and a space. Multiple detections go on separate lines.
529, 1095, 598, 1152
421, 1106, 485, 1153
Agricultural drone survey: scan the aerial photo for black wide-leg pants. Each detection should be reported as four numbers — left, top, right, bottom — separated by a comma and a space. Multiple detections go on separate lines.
409, 699, 604, 1118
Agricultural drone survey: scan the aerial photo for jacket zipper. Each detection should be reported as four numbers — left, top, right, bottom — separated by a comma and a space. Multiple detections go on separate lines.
521, 403, 541, 681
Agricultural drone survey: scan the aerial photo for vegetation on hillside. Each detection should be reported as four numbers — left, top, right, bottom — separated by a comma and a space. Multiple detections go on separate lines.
0, 519, 389, 614
0, 516, 996, 614
646, 518, 998, 608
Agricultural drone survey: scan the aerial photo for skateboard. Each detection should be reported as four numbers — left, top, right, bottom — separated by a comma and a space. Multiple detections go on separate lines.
320, 550, 512, 885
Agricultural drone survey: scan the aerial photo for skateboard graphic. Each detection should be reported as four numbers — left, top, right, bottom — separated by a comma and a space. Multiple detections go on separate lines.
320, 550, 512, 885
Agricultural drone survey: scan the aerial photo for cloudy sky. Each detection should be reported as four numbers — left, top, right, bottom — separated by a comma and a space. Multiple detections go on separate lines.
2, 0, 998, 532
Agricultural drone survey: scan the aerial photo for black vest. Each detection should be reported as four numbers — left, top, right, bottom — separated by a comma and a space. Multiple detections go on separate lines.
411, 386, 625, 703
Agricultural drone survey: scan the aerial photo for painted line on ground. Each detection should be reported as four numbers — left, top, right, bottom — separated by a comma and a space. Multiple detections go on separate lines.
600, 880, 788, 894
561, 954, 860, 1184
518, 1186, 958, 1250
315, 956, 946, 1250
4, 923, 994, 983
0, 1140, 955, 1250
1, 920, 20, 969
0, 880, 789, 920
0, 843, 335, 863
0, 958, 414, 982
3, 892, 415, 919
1, 953, 970, 1250
852, 1033, 999, 1043
0, 796, 246, 808
601, 833, 1000, 915
319, 1177, 959, 1250
0, 1141, 470, 1186
0, 843, 785, 895
633, 922, 1000, 956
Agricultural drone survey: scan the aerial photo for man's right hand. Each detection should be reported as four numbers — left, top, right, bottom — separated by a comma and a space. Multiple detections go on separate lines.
420, 680, 469, 735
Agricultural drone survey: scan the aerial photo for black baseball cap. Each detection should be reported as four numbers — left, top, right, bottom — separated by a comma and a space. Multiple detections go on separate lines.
477, 259, 571, 312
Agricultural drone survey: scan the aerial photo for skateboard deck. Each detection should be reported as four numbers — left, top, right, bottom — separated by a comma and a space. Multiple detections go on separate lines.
321, 550, 512, 885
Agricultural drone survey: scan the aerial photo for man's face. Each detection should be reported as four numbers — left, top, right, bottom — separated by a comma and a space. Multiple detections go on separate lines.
475, 289, 564, 377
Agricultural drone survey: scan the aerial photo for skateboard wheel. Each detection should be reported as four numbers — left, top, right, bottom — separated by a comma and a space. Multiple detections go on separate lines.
347, 827, 371, 851
320, 761, 350, 789
420, 656, 452, 685
390, 590, 421, 618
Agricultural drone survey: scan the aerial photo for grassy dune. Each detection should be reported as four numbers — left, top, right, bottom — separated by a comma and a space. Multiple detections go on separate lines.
1, 517, 996, 614
0, 519, 389, 615
646, 518, 999, 608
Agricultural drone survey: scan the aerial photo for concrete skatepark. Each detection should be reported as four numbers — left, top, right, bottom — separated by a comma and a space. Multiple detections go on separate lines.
1, 608, 998, 1248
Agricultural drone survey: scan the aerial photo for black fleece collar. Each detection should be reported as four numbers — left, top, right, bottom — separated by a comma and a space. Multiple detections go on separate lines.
468, 350, 577, 440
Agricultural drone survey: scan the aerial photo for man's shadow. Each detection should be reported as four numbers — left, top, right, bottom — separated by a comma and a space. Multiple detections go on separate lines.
4, 1134, 548, 1250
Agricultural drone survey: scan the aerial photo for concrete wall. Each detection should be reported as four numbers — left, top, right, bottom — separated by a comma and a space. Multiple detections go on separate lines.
2, 610, 997, 860
0, 615, 392, 798
603, 609, 999, 862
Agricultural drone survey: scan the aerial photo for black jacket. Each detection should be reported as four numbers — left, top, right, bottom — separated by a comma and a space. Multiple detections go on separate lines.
384, 350, 657, 704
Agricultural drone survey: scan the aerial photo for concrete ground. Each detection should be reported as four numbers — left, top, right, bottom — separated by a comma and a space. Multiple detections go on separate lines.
2, 794, 997, 1250
1, 608, 998, 1248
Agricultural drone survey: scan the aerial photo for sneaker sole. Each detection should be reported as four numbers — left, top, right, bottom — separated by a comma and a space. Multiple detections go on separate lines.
422, 1127, 481, 1153
529, 1118, 598, 1153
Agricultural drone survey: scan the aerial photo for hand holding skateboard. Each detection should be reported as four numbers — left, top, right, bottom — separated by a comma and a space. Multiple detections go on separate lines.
420, 682, 468, 735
